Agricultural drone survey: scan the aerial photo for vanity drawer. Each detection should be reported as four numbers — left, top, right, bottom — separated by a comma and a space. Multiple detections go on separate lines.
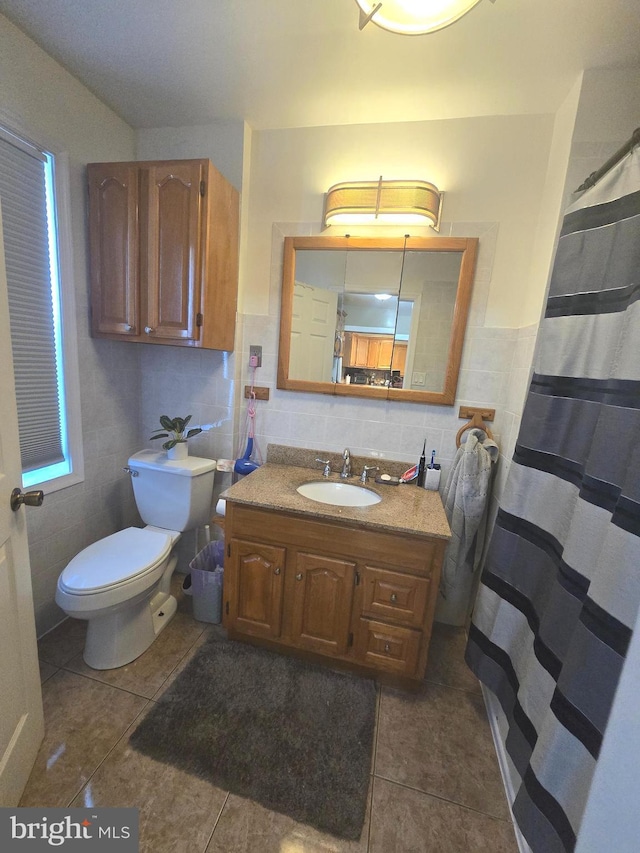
355, 619, 422, 676
361, 566, 429, 628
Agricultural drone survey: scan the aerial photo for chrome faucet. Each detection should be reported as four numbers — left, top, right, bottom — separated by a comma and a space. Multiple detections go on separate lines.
360, 465, 378, 484
341, 448, 351, 479
316, 457, 331, 478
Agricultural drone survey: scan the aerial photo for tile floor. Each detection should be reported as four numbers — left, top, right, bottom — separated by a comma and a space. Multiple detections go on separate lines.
28, 577, 517, 852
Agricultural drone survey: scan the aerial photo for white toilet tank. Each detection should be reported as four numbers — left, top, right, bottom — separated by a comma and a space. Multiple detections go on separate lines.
128, 450, 217, 532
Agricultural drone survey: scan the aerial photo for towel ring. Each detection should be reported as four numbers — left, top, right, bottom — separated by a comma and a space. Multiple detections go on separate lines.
456, 406, 495, 448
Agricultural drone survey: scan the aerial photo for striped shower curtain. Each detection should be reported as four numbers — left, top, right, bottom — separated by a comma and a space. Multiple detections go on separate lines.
465, 144, 640, 852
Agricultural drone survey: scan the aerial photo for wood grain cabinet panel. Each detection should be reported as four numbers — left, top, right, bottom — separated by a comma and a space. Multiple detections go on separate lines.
87, 158, 238, 351
361, 566, 429, 628
88, 163, 139, 337
227, 539, 285, 640
289, 552, 355, 656
354, 619, 422, 675
223, 502, 445, 689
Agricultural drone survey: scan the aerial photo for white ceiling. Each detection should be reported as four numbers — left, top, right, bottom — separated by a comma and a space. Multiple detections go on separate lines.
0, 0, 638, 130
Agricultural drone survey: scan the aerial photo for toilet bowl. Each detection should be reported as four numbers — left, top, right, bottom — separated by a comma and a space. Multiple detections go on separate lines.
55, 450, 217, 670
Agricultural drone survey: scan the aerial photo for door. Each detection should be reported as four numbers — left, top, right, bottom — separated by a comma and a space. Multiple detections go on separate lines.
289, 552, 355, 656
141, 161, 203, 342
289, 282, 338, 381
0, 208, 44, 805
87, 162, 139, 337
227, 539, 285, 639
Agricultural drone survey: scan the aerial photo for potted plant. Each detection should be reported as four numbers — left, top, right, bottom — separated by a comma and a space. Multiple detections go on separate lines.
150, 415, 202, 460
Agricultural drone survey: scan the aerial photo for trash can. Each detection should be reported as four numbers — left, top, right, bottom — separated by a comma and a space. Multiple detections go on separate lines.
189, 540, 224, 624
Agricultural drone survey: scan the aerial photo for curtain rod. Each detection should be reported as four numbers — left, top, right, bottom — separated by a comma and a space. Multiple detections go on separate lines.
575, 127, 640, 193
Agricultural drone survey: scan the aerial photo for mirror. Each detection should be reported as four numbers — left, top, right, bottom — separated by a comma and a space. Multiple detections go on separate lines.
277, 235, 478, 405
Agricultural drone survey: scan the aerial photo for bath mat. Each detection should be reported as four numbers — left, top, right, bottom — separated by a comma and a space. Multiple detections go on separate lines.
129, 637, 376, 840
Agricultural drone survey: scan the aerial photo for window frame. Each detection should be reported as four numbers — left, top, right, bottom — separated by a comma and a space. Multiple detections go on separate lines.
0, 117, 83, 495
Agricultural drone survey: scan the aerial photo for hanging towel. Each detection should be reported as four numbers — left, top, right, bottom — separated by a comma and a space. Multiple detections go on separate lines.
436, 427, 499, 625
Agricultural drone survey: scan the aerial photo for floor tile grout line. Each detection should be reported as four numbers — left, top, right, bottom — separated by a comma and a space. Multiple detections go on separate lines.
372, 773, 513, 823
64, 700, 153, 809
54, 664, 159, 702
203, 791, 230, 852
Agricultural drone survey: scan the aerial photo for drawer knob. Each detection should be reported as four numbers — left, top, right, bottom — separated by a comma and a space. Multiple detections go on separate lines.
296, 572, 303, 581
274, 567, 281, 575
390, 593, 398, 603
384, 642, 391, 653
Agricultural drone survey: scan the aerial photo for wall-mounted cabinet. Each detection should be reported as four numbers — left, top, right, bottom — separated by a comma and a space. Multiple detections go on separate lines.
87, 158, 239, 351
343, 333, 407, 372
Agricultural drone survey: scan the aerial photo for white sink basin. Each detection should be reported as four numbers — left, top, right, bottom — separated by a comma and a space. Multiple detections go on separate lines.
296, 480, 381, 507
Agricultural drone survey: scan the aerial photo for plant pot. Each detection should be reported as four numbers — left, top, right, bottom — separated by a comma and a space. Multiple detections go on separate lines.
167, 442, 188, 460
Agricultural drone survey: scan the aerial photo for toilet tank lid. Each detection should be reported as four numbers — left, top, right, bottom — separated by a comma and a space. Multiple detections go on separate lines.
129, 450, 217, 477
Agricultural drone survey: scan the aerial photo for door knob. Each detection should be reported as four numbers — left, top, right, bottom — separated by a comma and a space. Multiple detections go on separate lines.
10, 488, 44, 512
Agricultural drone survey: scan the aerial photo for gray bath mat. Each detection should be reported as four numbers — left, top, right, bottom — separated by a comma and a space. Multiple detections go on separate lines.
129, 637, 376, 840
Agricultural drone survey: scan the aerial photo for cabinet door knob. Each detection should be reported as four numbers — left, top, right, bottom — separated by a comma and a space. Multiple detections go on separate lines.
384, 643, 391, 653
124, 324, 133, 332
390, 593, 398, 603
274, 567, 281, 575
144, 326, 156, 335
296, 572, 303, 581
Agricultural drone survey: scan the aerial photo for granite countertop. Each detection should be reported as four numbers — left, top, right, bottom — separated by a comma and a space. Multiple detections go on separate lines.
220, 459, 451, 541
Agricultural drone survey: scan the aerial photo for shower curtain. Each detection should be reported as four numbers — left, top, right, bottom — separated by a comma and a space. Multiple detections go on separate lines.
465, 144, 640, 853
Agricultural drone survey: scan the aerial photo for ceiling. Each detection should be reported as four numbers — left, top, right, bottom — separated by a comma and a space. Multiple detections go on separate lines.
0, 0, 638, 130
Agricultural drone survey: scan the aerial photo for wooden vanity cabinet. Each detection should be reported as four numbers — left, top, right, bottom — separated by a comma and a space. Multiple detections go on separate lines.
224, 503, 445, 688
87, 158, 239, 351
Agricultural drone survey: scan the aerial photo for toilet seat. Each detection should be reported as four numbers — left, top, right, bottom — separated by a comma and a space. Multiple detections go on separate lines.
59, 527, 172, 595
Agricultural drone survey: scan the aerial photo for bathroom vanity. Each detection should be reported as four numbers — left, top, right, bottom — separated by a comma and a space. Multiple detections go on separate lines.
221, 456, 450, 689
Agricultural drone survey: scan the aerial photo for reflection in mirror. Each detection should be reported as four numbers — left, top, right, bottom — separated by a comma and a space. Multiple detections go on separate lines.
278, 236, 478, 405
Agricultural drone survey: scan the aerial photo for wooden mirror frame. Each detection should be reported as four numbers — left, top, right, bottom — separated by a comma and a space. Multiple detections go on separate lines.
277, 235, 478, 405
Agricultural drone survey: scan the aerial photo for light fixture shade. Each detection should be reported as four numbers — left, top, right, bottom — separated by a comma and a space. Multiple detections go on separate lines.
355, 0, 483, 35
323, 179, 443, 229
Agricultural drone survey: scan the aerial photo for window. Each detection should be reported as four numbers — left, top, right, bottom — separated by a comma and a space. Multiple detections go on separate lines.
0, 123, 83, 492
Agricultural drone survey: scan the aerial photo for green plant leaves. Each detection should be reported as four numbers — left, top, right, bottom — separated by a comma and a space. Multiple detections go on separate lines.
152, 415, 198, 447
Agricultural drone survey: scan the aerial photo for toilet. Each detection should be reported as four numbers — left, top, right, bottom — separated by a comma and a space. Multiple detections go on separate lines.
55, 450, 217, 670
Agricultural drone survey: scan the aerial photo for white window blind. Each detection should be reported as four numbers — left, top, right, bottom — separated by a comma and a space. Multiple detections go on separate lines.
0, 129, 64, 473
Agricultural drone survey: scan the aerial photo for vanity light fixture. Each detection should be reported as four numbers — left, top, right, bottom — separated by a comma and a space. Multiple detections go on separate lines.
323, 177, 443, 229
355, 0, 487, 35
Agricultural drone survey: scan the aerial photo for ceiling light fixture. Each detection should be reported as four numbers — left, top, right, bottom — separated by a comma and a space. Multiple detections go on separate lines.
355, 0, 486, 35
323, 177, 443, 229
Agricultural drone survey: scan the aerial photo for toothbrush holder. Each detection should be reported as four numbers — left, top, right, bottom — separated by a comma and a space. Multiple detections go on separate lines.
424, 465, 441, 491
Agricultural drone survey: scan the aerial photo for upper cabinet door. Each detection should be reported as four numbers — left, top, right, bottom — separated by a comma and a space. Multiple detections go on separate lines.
88, 163, 139, 337
141, 161, 204, 342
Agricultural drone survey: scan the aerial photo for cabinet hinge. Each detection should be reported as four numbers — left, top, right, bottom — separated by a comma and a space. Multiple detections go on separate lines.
196, 312, 203, 327
348, 632, 354, 647
354, 571, 360, 586
200, 180, 206, 197
225, 601, 229, 615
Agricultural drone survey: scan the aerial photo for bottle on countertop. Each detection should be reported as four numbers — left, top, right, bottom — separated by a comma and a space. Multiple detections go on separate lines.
417, 440, 426, 488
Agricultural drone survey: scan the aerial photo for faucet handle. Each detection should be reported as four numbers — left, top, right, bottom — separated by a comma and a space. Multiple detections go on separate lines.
360, 465, 379, 484
315, 458, 331, 477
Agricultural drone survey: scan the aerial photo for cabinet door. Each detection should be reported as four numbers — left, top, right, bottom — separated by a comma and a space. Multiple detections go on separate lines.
391, 342, 407, 374
141, 161, 203, 342
88, 163, 139, 337
289, 552, 355, 656
353, 334, 370, 366
366, 337, 381, 368
227, 539, 285, 639
377, 338, 394, 368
